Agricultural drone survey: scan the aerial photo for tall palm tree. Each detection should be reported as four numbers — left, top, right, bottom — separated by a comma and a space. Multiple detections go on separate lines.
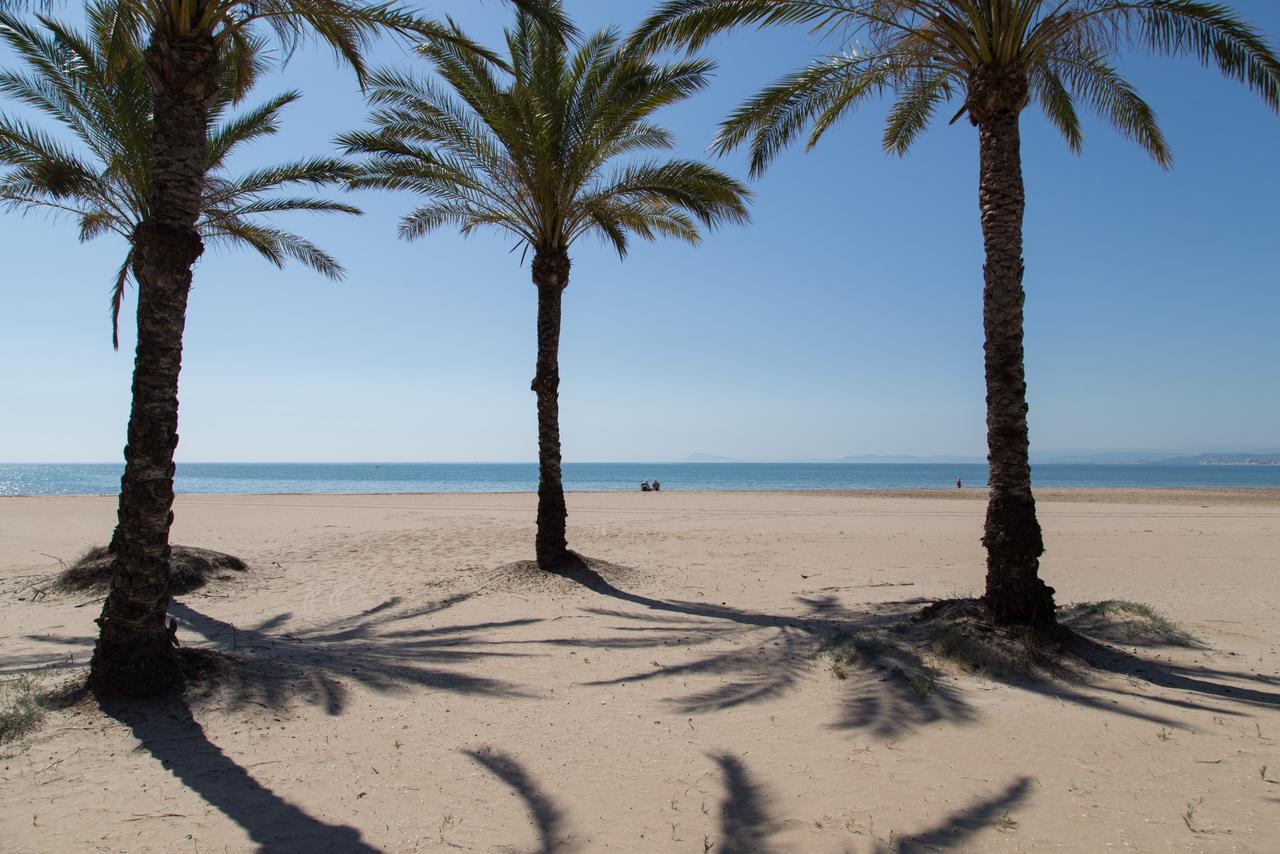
2, 0, 567, 697
340, 4, 751, 571
635, 0, 1280, 627
0, 3, 367, 696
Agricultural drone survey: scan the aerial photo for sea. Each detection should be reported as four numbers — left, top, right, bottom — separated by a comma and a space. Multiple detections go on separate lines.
2, 462, 1279, 497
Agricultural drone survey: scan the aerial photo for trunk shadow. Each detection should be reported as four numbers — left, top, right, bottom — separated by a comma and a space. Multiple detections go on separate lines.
100, 694, 377, 853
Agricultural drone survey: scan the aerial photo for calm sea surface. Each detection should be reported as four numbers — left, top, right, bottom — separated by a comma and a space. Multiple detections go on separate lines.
2, 462, 1279, 497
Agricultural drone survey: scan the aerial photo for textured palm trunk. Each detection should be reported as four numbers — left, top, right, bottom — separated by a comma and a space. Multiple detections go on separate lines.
88, 32, 219, 696
531, 248, 571, 570
974, 94, 1056, 627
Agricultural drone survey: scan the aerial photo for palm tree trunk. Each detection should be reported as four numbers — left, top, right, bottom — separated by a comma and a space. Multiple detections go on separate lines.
88, 32, 219, 696
975, 103, 1056, 627
531, 248, 570, 570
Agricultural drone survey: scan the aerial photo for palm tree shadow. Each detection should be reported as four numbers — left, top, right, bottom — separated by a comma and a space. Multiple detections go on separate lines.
548, 554, 1278, 737
546, 554, 974, 736
1063, 632, 1280, 711
451, 748, 1034, 854
832, 663, 978, 738
464, 749, 575, 853
710, 752, 780, 854
167, 593, 539, 716
705, 757, 1031, 853
101, 695, 377, 853
568, 607, 826, 713
881, 776, 1033, 853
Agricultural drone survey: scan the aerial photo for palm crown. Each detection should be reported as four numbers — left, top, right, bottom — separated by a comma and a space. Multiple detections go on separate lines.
338, 10, 751, 258
0, 3, 361, 347
100, 0, 574, 95
634, 0, 1280, 174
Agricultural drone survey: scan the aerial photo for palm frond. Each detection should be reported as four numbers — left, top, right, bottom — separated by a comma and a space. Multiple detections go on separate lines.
206, 90, 301, 169
1030, 61, 1084, 154
1086, 1, 1280, 111
205, 218, 348, 278
109, 249, 134, 351
881, 69, 952, 155
1051, 48, 1171, 166
712, 51, 896, 174
631, 0, 848, 53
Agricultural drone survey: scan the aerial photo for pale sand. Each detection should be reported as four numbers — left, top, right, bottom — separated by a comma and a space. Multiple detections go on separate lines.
2, 490, 1278, 852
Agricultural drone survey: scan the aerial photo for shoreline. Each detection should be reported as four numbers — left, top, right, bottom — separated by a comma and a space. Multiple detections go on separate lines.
5, 486, 1280, 507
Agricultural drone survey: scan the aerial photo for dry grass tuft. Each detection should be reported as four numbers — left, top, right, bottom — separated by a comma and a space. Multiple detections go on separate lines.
0, 675, 45, 744
916, 599, 1067, 680
1060, 600, 1206, 649
0, 671, 87, 747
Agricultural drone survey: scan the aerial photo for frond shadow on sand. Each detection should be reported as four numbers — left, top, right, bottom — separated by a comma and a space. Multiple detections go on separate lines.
458, 744, 1035, 854
537, 553, 1278, 739
168, 594, 539, 716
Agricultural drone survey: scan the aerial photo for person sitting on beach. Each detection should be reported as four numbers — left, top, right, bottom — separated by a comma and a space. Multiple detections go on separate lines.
652, 480, 661, 492
641, 480, 651, 492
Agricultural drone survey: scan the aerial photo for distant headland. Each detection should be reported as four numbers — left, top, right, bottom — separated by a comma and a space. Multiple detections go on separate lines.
681, 450, 1280, 465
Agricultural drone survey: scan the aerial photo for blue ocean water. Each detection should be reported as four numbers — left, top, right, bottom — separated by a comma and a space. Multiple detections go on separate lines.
2, 462, 1279, 497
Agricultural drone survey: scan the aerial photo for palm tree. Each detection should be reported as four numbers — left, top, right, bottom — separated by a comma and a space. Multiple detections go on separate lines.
1, 0, 569, 697
340, 4, 751, 571
0, 3, 368, 696
634, 0, 1280, 627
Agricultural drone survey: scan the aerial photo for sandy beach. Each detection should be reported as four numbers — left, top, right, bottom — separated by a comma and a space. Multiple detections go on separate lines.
2, 489, 1278, 852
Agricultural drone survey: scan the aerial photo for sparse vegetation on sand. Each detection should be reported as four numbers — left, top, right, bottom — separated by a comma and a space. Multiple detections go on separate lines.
1059, 600, 1206, 649
0, 671, 84, 748
0, 674, 45, 745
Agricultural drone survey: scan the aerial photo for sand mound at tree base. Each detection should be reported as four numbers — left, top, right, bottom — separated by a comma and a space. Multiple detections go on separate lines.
484, 552, 651, 596
55, 546, 248, 596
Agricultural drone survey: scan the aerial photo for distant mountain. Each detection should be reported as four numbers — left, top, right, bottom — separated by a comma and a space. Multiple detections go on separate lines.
683, 452, 983, 463
682, 452, 739, 463
1142, 453, 1280, 466
839, 453, 984, 464
1032, 450, 1159, 464
1034, 449, 1280, 465
681, 449, 1280, 465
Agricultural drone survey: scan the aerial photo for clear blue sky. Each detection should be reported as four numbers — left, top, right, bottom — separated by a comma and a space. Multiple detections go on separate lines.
2, 1, 1277, 463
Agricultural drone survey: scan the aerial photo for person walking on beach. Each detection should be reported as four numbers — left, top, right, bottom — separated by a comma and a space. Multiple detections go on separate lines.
956, 478, 962, 489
